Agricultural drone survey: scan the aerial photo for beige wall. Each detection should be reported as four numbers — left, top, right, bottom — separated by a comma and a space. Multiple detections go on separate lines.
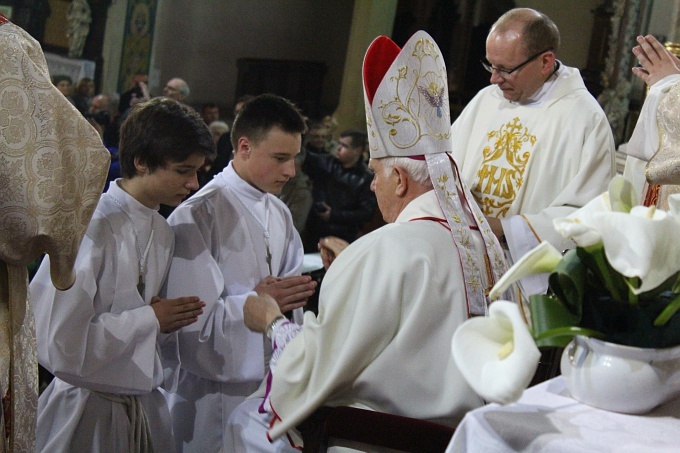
100, 0, 128, 95
148, 0, 354, 116
515, 0, 603, 68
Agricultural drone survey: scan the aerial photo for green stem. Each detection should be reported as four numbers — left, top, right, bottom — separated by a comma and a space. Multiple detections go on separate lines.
628, 280, 638, 307
535, 326, 605, 343
599, 261, 624, 302
654, 293, 680, 327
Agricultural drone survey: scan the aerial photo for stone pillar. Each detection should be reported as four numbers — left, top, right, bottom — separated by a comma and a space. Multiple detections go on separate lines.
332, 0, 398, 134
669, 0, 680, 42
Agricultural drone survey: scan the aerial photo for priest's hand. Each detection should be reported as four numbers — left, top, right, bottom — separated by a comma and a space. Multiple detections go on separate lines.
632, 34, 680, 87
150, 296, 205, 333
254, 275, 315, 313
243, 294, 281, 333
318, 236, 349, 269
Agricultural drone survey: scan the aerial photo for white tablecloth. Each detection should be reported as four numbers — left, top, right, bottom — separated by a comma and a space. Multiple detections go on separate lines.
446, 377, 680, 452
301, 253, 324, 274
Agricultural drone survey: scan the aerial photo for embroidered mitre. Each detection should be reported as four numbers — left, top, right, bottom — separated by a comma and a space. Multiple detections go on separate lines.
363, 30, 451, 158
361, 30, 509, 316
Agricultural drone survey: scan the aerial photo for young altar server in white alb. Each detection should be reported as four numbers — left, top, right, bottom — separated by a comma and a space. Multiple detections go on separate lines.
30, 97, 215, 452
226, 30, 510, 452
450, 8, 616, 306
163, 94, 317, 452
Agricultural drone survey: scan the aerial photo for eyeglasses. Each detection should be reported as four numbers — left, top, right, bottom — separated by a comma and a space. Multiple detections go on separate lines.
481, 49, 553, 77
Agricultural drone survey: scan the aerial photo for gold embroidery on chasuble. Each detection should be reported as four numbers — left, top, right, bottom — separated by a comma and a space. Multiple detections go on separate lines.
473, 117, 535, 217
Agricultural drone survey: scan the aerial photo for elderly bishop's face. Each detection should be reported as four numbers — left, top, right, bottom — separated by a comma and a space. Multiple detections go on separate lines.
369, 158, 400, 223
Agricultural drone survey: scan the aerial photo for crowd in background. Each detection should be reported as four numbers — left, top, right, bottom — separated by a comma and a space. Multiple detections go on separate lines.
49, 73, 380, 251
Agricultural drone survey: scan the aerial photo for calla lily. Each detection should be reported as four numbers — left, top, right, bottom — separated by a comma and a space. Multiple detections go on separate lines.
553, 193, 610, 247
554, 176, 637, 247
451, 301, 541, 404
608, 174, 637, 213
668, 193, 680, 217
555, 196, 680, 295
489, 241, 563, 300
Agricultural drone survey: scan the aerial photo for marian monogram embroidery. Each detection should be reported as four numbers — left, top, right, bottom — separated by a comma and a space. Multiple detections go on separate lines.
473, 117, 535, 217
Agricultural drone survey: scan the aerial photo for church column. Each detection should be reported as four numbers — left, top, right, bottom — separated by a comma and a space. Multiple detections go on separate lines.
669, 0, 680, 42
332, 0, 398, 134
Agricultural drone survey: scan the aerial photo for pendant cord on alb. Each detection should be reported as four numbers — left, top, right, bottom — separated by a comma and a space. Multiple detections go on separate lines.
224, 182, 273, 275
106, 193, 154, 295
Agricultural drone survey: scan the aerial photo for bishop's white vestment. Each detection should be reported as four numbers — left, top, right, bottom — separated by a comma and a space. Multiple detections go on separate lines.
30, 181, 178, 452
451, 64, 615, 296
164, 162, 304, 452
227, 190, 486, 452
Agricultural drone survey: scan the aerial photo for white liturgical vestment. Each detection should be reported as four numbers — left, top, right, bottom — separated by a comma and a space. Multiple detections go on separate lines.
30, 181, 178, 452
164, 162, 304, 452
451, 64, 615, 296
228, 190, 485, 451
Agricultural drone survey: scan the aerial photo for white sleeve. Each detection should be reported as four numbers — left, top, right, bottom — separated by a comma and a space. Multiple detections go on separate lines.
30, 228, 160, 394
627, 75, 680, 161
515, 111, 615, 251
259, 320, 301, 414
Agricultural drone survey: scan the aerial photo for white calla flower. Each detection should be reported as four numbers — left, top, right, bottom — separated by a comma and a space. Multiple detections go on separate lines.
451, 301, 541, 404
667, 193, 680, 217
608, 175, 637, 213
597, 207, 680, 294
554, 193, 610, 247
554, 191, 680, 295
489, 241, 563, 300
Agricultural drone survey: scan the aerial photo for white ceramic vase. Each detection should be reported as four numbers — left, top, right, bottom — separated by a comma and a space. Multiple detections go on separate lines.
561, 335, 680, 414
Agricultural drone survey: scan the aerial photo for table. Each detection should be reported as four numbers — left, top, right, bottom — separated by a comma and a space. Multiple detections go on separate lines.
301, 252, 324, 274
446, 377, 680, 452
301, 253, 325, 315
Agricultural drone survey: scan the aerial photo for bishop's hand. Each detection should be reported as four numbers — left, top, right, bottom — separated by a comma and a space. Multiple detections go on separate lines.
243, 293, 281, 333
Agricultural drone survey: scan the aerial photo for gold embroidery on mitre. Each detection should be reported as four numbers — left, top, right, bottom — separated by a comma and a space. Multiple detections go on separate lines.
376, 37, 450, 151
473, 117, 535, 217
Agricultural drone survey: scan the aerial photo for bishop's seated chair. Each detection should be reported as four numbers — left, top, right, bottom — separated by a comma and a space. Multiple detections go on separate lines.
298, 346, 563, 452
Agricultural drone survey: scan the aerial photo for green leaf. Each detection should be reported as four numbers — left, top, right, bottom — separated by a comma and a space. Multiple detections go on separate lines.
548, 249, 587, 314
529, 294, 582, 347
576, 245, 628, 302
534, 326, 606, 348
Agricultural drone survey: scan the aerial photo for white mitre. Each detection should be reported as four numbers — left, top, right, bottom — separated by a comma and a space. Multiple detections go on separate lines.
361, 30, 509, 316
362, 30, 451, 158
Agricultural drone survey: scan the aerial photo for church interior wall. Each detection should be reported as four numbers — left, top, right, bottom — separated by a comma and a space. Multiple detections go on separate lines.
145, 0, 355, 117
98, 0, 676, 126
515, 0, 601, 69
